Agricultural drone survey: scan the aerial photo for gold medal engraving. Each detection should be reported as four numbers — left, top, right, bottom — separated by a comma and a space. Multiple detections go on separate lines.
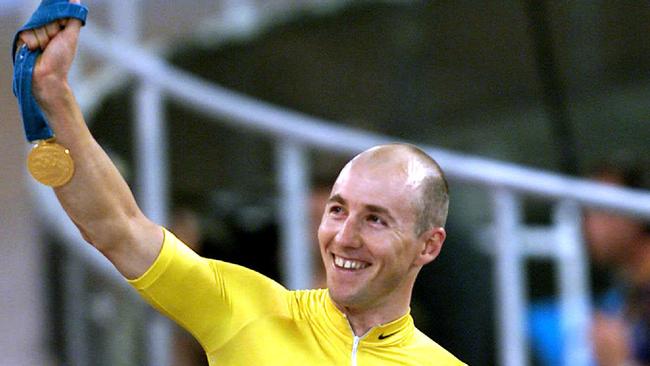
27, 140, 74, 187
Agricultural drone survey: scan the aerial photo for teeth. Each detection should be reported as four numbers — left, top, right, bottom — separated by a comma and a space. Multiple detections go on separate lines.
334, 255, 368, 270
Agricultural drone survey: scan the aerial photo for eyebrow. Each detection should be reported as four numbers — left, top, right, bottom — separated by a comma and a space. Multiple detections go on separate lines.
328, 194, 396, 222
328, 193, 346, 205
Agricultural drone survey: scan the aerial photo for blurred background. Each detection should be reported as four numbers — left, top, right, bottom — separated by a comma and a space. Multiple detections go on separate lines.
2, 0, 650, 365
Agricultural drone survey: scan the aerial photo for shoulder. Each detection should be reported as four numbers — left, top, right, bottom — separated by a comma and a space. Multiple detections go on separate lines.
408, 328, 467, 365
287, 288, 329, 318
290, 288, 328, 301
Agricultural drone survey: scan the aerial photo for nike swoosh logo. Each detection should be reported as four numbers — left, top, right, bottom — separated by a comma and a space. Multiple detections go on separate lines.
378, 331, 398, 340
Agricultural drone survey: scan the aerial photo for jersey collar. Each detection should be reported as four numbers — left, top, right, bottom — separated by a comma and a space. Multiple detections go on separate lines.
323, 291, 414, 345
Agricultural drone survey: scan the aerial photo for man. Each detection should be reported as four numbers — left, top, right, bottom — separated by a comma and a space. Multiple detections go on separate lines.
15, 2, 465, 364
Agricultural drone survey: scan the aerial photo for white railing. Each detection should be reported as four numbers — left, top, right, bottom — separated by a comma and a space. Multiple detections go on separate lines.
29, 5, 650, 366
76, 25, 650, 217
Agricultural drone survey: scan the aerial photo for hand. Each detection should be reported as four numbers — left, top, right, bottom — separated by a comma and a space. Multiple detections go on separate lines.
16, 0, 83, 101
592, 311, 633, 366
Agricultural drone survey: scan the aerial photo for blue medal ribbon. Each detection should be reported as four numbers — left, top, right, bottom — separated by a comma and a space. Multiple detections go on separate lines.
12, 0, 88, 142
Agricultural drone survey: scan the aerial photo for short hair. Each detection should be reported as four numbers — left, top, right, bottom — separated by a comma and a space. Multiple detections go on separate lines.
403, 145, 449, 235
357, 143, 449, 235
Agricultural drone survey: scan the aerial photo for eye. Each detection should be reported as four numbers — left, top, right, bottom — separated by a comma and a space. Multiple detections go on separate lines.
367, 214, 387, 227
328, 205, 345, 216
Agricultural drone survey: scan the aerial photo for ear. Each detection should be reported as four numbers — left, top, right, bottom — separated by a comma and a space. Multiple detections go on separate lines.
414, 227, 446, 266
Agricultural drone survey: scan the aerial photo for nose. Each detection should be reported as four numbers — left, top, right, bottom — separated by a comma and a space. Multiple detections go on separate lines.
335, 216, 361, 248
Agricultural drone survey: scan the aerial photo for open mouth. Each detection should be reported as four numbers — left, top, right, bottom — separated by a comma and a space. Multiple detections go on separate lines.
332, 254, 370, 270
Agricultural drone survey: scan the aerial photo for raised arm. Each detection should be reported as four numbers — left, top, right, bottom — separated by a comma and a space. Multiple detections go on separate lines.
17, 1, 163, 279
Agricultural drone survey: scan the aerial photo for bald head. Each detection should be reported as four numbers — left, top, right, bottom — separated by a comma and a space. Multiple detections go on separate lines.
341, 143, 449, 234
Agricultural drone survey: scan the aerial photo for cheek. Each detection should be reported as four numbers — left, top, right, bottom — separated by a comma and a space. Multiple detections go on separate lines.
364, 230, 409, 258
386, 230, 410, 253
317, 221, 333, 248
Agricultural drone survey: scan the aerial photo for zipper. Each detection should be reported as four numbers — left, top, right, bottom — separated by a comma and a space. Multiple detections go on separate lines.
351, 335, 361, 366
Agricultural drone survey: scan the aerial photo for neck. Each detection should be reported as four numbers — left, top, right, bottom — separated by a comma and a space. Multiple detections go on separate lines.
342, 304, 410, 337
331, 292, 412, 336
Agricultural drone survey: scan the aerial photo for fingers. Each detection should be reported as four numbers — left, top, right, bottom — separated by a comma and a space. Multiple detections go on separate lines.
33, 27, 49, 49
16, 0, 82, 53
18, 22, 58, 51
45, 22, 61, 38
18, 30, 38, 51
17, 17, 73, 52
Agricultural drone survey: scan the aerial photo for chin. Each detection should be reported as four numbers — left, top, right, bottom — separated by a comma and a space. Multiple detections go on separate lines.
328, 286, 364, 308
328, 286, 348, 302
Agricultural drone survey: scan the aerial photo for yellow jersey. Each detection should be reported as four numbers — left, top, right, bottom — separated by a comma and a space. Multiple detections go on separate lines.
128, 229, 466, 365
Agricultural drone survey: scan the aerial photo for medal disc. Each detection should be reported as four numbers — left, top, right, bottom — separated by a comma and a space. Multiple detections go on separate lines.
27, 141, 74, 187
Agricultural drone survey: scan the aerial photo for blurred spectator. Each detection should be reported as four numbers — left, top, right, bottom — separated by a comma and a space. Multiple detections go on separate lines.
412, 218, 496, 365
585, 158, 650, 366
530, 155, 650, 366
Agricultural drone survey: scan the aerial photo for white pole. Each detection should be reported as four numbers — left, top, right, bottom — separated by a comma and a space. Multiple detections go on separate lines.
135, 81, 171, 366
63, 257, 88, 366
555, 201, 593, 366
492, 188, 528, 366
276, 141, 312, 290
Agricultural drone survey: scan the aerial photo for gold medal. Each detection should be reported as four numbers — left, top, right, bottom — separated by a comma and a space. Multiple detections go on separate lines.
26, 140, 74, 187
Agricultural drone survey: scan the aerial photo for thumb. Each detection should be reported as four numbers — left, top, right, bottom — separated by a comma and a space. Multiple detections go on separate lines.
57, 18, 82, 50
59, 0, 84, 43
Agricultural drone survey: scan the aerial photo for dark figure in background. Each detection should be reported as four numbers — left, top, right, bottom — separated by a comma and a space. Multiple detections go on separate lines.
412, 218, 496, 365
530, 155, 650, 366
584, 159, 650, 366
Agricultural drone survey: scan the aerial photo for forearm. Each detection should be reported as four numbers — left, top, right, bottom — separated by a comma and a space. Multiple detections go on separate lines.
40, 81, 135, 239
38, 79, 162, 278
14, 2, 162, 278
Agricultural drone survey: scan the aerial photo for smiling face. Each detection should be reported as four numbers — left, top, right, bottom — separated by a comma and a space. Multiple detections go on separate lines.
318, 146, 445, 314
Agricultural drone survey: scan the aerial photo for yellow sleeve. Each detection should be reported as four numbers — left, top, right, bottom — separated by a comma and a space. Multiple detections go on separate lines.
127, 228, 291, 353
